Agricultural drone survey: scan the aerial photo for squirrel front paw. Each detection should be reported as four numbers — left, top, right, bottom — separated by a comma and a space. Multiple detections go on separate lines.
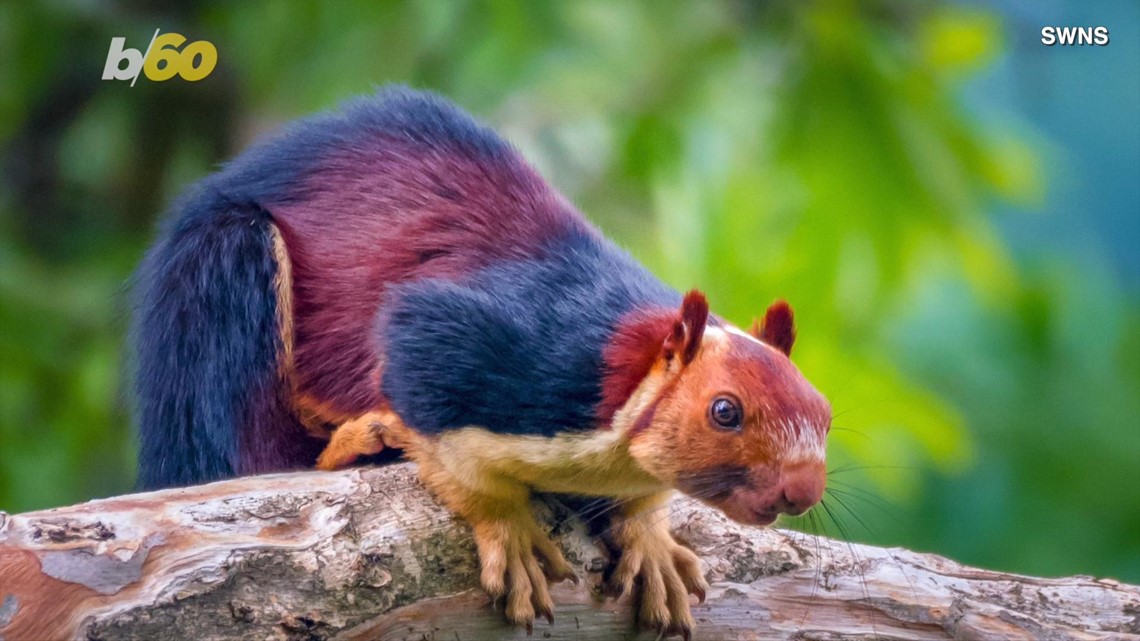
607, 525, 708, 640
471, 517, 578, 632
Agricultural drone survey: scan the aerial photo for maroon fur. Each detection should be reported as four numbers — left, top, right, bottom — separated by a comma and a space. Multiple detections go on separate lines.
752, 300, 796, 356
597, 290, 711, 428
267, 138, 596, 420
597, 307, 676, 425
671, 290, 709, 365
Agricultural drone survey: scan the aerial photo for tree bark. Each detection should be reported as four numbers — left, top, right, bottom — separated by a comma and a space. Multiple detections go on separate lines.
0, 463, 1136, 641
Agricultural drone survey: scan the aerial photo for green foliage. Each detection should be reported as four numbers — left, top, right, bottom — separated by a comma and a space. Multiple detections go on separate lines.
1, 0, 1135, 583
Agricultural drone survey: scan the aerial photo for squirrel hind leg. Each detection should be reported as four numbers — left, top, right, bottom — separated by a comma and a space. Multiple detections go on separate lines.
316, 413, 387, 470
315, 409, 416, 470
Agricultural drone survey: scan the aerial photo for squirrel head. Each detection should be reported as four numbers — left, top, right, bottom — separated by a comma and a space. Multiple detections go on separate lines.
607, 291, 830, 526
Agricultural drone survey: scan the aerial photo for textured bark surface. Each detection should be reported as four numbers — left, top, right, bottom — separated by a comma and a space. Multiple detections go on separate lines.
1, 463, 1137, 641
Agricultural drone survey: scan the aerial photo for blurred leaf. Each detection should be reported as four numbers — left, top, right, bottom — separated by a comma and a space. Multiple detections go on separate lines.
921, 8, 1002, 74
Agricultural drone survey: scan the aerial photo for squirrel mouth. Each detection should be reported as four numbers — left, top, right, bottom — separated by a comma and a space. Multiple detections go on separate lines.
711, 484, 789, 526
749, 510, 779, 526
724, 503, 778, 526
675, 468, 783, 526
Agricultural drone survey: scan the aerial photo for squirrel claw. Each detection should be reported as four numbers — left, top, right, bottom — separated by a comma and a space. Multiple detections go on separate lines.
535, 601, 554, 625
544, 563, 578, 585
651, 623, 692, 641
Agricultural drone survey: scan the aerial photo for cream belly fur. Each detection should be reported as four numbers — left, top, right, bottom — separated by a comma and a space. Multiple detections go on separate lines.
434, 427, 666, 498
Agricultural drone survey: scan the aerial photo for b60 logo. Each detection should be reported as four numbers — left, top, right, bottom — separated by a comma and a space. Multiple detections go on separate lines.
103, 29, 217, 85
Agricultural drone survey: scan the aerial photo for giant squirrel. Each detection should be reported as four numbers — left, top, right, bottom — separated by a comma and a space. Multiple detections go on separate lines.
132, 87, 831, 638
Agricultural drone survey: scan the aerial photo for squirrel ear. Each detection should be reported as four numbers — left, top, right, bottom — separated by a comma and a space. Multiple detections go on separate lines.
664, 290, 709, 365
750, 300, 796, 356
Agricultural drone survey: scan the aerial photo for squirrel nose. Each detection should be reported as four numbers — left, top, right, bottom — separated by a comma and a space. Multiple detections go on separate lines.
775, 462, 825, 516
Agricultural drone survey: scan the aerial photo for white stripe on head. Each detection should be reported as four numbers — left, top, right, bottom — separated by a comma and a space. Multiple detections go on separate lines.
777, 416, 827, 464
724, 324, 762, 345
702, 325, 727, 339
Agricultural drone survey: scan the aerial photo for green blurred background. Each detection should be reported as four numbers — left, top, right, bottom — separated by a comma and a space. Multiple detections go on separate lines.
1, 1, 1137, 584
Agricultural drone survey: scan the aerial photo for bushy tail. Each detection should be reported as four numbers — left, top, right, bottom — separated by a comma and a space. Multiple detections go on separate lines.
131, 199, 302, 490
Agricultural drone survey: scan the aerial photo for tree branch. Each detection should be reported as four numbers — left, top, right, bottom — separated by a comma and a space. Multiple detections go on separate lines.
1, 463, 1136, 640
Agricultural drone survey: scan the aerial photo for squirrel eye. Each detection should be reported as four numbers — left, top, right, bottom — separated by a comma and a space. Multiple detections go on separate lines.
708, 395, 743, 431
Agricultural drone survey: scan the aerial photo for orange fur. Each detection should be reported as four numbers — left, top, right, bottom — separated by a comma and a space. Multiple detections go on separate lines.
315, 411, 392, 470
269, 224, 295, 381
294, 392, 355, 435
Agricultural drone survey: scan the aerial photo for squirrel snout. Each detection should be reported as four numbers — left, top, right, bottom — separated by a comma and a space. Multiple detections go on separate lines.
773, 461, 826, 516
